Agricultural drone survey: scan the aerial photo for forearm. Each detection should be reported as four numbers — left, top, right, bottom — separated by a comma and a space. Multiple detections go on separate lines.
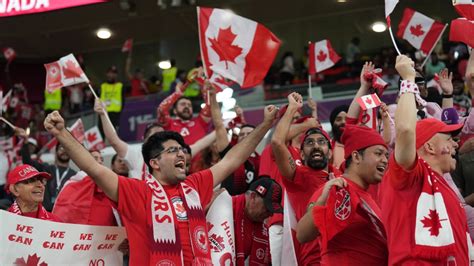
190, 131, 216, 157
395, 91, 417, 168
99, 113, 128, 158
287, 120, 317, 142
347, 85, 370, 118
382, 118, 392, 146
157, 91, 181, 119
210, 93, 228, 151
55, 129, 118, 201
296, 208, 319, 243
272, 107, 298, 179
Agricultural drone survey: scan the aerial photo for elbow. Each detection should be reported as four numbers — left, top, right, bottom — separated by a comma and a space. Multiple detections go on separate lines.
271, 136, 284, 149
296, 224, 310, 244
395, 123, 413, 138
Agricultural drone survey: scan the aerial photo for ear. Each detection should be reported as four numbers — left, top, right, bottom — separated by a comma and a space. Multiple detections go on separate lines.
300, 150, 306, 161
327, 149, 333, 161
422, 142, 436, 155
149, 158, 161, 171
351, 151, 362, 164
9, 184, 19, 197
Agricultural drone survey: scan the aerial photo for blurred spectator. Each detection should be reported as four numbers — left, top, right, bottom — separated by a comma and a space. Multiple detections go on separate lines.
424, 53, 446, 79
453, 76, 472, 117
100, 66, 123, 133
44, 89, 62, 115
125, 52, 148, 97
382, 67, 400, 88
67, 84, 84, 114
346, 37, 361, 65
279, 51, 295, 85
161, 59, 177, 94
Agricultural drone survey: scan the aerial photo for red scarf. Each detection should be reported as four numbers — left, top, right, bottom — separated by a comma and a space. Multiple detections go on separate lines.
8, 201, 55, 221
233, 195, 271, 266
144, 173, 211, 265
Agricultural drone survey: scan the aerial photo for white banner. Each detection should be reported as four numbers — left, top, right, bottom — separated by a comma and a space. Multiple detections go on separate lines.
206, 191, 236, 266
0, 211, 126, 265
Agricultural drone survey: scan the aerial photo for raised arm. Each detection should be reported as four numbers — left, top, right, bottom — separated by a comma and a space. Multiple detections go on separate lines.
190, 131, 216, 158
286, 117, 319, 142
124, 51, 133, 80
394, 55, 417, 169
156, 84, 183, 126
210, 105, 277, 187
44, 111, 119, 202
94, 98, 128, 158
209, 84, 229, 152
347, 62, 373, 119
438, 68, 454, 108
271, 92, 303, 180
379, 102, 392, 146
198, 82, 212, 123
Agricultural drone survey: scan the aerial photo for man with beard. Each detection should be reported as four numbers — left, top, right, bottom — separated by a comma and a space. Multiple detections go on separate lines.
296, 125, 389, 265
329, 105, 348, 169
111, 153, 129, 177
21, 142, 76, 211
271, 92, 339, 265
157, 81, 211, 145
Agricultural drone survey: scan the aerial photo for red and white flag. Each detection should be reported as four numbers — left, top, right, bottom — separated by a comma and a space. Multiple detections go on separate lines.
357, 93, 381, 111
121, 38, 133, 53
44, 54, 89, 93
385, 0, 399, 23
308, 40, 341, 74
209, 73, 234, 92
43, 118, 85, 151
358, 109, 378, 130
397, 8, 445, 54
3, 47, 16, 62
84, 126, 105, 150
449, 18, 474, 49
282, 192, 298, 265
453, 0, 474, 20
198, 7, 281, 89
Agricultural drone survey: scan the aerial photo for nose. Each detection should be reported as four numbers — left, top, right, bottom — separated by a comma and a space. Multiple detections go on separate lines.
452, 139, 459, 149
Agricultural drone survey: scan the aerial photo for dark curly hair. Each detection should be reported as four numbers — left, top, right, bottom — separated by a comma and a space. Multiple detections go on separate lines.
142, 131, 187, 172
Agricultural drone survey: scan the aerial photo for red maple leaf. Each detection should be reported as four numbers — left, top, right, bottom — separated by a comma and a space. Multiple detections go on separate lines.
316, 50, 327, 62
410, 24, 425, 37
62, 60, 83, 79
175, 203, 185, 213
199, 232, 207, 245
87, 132, 97, 143
208, 27, 243, 69
365, 97, 372, 105
14, 253, 48, 266
210, 233, 225, 252
421, 209, 446, 236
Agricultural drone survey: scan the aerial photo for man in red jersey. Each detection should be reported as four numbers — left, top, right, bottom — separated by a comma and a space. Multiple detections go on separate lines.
44, 104, 277, 266
380, 55, 473, 265
271, 92, 339, 265
296, 124, 389, 265
6, 164, 61, 222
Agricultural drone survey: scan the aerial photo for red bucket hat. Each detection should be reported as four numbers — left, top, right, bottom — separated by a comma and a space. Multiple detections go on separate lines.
415, 118, 463, 149
6, 164, 51, 192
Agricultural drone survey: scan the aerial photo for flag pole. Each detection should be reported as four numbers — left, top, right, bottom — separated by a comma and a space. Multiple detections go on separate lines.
420, 23, 448, 69
0, 117, 15, 129
308, 74, 313, 99
88, 83, 116, 134
388, 25, 402, 55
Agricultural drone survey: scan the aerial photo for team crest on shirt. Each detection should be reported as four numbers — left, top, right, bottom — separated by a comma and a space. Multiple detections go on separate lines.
172, 197, 188, 221
193, 226, 209, 254
334, 188, 351, 220
256, 248, 265, 259
180, 127, 190, 137
157, 259, 176, 266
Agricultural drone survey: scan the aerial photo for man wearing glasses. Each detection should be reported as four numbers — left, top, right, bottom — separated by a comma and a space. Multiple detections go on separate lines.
43, 105, 277, 266
271, 92, 339, 265
6, 164, 61, 222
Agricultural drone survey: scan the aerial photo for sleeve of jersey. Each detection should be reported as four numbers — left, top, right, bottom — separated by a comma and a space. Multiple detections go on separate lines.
157, 91, 182, 126
386, 154, 422, 190
312, 187, 354, 249
116, 176, 147, 221
185, 169, 214, 208
345, 116, 358, 125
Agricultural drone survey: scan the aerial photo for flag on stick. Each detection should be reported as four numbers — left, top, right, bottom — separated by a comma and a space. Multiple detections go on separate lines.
308, 40, 341, 74
44, 54, 89, 93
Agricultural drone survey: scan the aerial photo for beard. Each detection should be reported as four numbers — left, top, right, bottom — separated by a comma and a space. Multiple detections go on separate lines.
177, 108, 192, 120
57, 154, 70, 164
332, 124, 344, 143
305, 147, 329, 170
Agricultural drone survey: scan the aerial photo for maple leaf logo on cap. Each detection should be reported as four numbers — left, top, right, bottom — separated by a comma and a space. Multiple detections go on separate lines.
421, 209, 447, 236
410, 24, 425, 37
209, 27, 243, 69
316, 50, 327, 62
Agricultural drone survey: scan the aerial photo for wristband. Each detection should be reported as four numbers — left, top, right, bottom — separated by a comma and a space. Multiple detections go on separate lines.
442, 94, 453, 98
399, 80, 427, 107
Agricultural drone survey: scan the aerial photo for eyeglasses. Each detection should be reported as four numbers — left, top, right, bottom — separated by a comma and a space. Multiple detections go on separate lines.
18, 176, 47, 186
152, 146, 186, 159
304, 138, 328, 147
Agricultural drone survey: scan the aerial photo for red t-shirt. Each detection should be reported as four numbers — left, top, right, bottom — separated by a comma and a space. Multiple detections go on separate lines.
311, 178, 388, 265
381, 155, 470, 265
116, 170, 214, 265
163, 115, 210, 145
130, 78, 148, 97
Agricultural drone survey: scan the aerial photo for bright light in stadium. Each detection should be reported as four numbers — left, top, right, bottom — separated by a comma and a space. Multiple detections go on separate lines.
96, 28, 112, 39
201, 103, 206, 109
222, 111, 237, 120
371, 22, 387, 33
337, 0, 346, 2
158, 60, 171, 70
222, 98, 236, 109
216, 88, 233, 102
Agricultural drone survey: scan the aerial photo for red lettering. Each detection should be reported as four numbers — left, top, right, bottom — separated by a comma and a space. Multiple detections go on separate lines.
105, 234, 117, 241
98, 243, 115, 250
43, 241, 65, 250
16, 224, 33, 234
89, 259, 105, 266
50, 230, 65, 238
221, 221, 230, 231
79, 233, 93, 240
219, 253, 234, 266
153, 200, 169, 212
8, 234, 33, 245
155, 214, 172, 223
73, 244, 91, 251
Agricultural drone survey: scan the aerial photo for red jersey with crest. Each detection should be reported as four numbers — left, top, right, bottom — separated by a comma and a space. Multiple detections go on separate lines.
163, 115, 209, 145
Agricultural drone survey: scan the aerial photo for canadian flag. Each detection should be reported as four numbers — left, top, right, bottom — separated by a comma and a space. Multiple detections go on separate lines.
449, 18, 474, 49
3, 47, 16, 62
44, 54, 89, 93
357, 93, 381, 111
397, 8, 445, 54
209, 73, 234, 92
282, 192, 298, 265
198, 7, 281, 89
358, 109, 378, 130
121, 38, 133, 53
385, 0, 399, 23
42, 118, 85, 152
84, 126, 105, 150
308, 40, 341, 74
453, 0, 474, 20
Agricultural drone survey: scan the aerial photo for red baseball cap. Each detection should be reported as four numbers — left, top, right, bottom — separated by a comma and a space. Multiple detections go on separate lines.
415, 118, 463, 149
6, 164, 51, 190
